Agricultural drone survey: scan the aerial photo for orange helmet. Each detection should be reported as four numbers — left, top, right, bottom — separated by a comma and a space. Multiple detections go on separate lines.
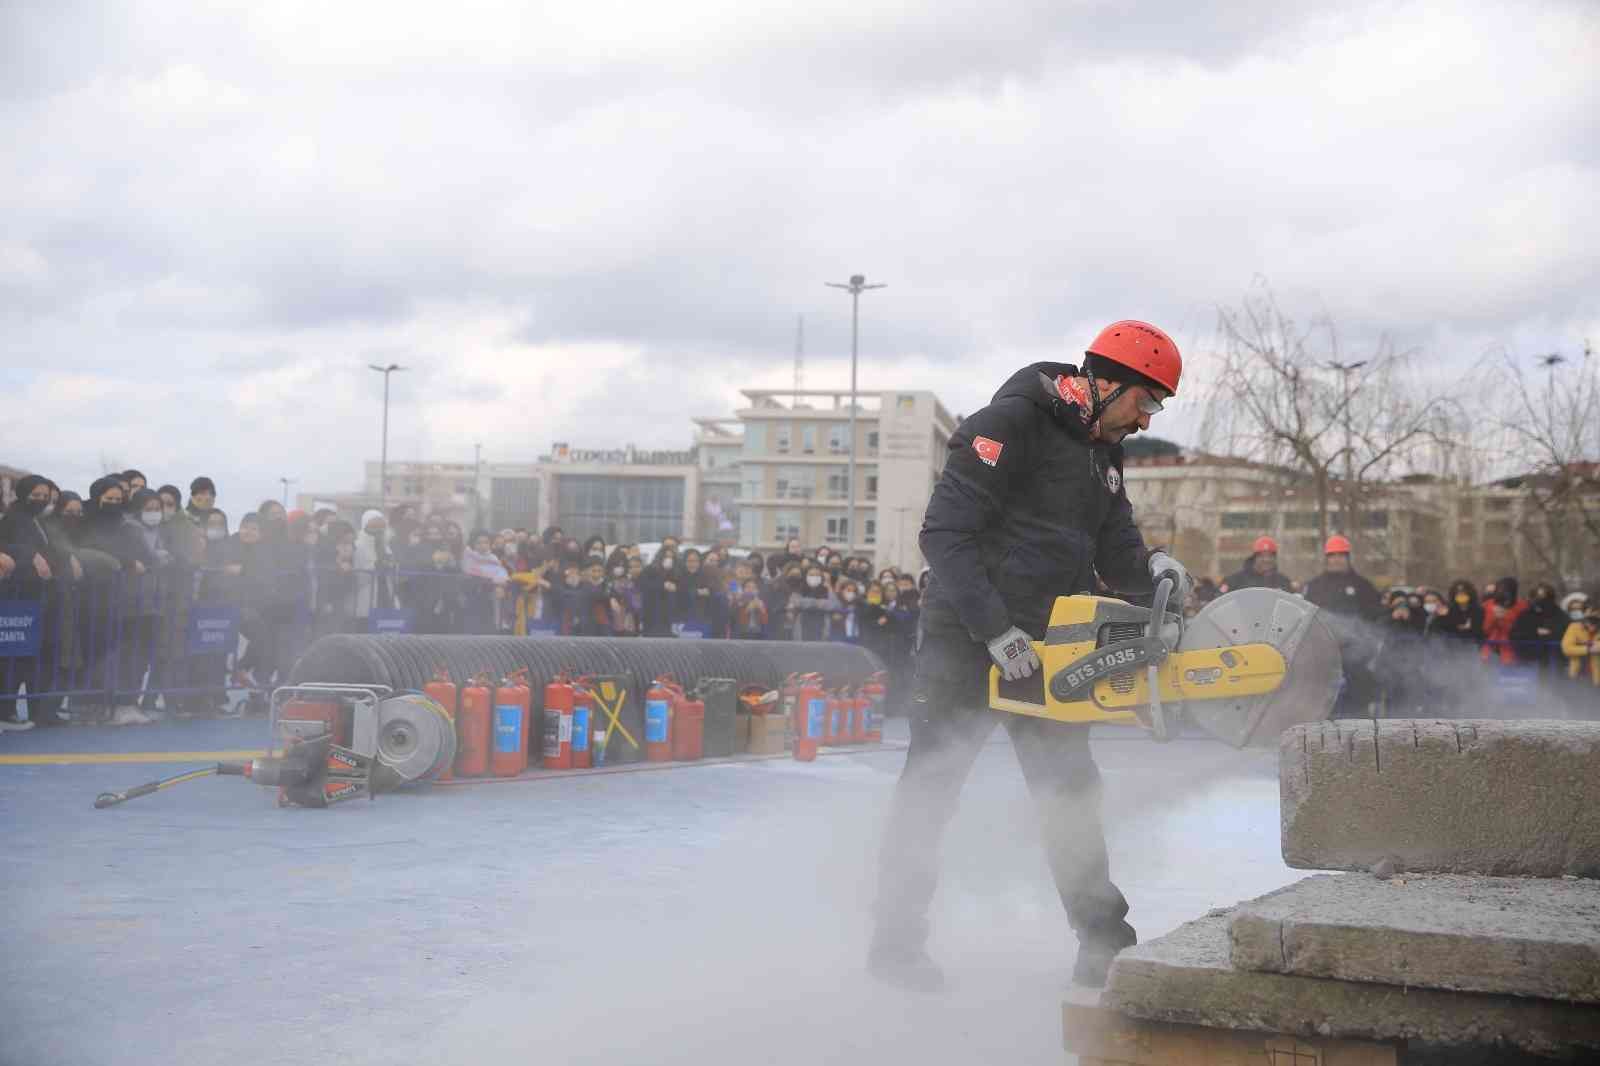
1253, 535, 1279, 555
1324, 534, 1352, 555
1086, 320, 1182, 395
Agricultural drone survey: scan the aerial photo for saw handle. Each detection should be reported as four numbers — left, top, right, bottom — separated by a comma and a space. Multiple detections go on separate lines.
1147, 576, 1177, 743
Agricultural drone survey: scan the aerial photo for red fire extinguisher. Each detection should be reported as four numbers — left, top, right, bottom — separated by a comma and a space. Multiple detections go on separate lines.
862, 672, 886, 743
570, 679, 594, 770
850, 688, 869, 743
645, 676, 678, 762
492, 671, 531, 778
543, 673, 575, 770
456, 674, 492, 777
793, 675, 826, 762
672, 690, 704, 761
424, 670, 458, 781
823, 690, 843, 745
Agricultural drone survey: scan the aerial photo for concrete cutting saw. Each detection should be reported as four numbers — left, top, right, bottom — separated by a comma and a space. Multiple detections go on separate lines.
988, 577, 1343, 748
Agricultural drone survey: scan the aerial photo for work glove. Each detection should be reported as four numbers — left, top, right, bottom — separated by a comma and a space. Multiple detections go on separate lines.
1147, 550, 1192, 608
987, 626, 1042, 681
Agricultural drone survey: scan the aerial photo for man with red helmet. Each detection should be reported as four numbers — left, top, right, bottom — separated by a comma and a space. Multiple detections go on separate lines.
1220, 534, 1296, 594
870, 320, 1192, 993
1303, 534, 1384, 716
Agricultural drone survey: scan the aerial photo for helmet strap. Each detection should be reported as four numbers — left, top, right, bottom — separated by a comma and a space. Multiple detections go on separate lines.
1084, 372, 1133, 435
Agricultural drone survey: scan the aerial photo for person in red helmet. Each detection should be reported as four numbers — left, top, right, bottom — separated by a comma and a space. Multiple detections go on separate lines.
1219, 534, 1295, 594
1303, 534, 1384, 716
870, 320, 1191, 994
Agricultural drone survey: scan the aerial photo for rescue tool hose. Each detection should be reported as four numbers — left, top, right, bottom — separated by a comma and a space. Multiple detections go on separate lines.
93, 762, 247, 809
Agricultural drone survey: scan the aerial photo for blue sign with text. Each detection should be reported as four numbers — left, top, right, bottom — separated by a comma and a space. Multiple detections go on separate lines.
185, 606, 239, 656
368, 609, 413, 635
0, 602, 43, 658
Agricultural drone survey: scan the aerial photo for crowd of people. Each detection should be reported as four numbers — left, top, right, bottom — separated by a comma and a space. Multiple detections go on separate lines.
3, 470, 1596, 730
0, 471, 925, 729
1202, 534, 1600, 715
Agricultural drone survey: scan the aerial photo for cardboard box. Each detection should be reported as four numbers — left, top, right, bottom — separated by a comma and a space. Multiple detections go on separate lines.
747, 713, 786, 755
735, 712, 751, 754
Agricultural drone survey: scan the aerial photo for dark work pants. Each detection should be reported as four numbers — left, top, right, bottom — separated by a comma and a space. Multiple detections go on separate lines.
873, 632, 1130, 952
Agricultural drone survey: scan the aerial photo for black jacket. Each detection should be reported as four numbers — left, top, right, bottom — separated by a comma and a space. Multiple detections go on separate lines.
918, 362, 1151, 642
1220, 557, 1295, 594
1302, 570, 1383, 620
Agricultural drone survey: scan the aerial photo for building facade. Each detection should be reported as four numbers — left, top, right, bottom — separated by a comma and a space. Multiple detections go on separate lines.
729, 388, 957, 574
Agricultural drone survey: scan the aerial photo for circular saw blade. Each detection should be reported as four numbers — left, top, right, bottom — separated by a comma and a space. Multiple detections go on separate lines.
1178, 588, 1344, 749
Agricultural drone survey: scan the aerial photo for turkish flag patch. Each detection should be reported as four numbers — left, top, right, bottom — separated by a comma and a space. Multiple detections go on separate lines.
972, 435, 1004, 467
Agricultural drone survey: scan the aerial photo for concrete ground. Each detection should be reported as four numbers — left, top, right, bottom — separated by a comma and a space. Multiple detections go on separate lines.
1, 717, 1296, 1066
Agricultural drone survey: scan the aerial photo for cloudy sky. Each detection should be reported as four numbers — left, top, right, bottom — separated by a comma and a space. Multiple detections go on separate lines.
3, 0, 1595, 511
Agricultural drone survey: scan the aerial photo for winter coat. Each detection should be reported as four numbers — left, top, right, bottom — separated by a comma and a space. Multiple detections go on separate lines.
1482, 597, 1529, 666
1220, 558, 1295, 594
1561, 620, 1600, 685
1442, 602, 1485, 642
1509, 598, 1565, 667
786, 586, 840, 641
1302, 570, 1383, 620
641, 567, 683, 636
919, 362, 1151, 645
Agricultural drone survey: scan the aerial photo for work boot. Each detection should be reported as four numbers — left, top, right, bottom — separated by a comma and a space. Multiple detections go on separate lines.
1072, 920, 1137, 989
867, 940, 946, 994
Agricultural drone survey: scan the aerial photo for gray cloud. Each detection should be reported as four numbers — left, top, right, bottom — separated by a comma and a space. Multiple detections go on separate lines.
1, 0, 1596, 510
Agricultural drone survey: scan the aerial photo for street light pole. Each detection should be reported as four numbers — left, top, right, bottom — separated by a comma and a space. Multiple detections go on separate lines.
825, 274, 885, 559
473, 442, 483, 531
279, 477, 296, 509
368, 363, 406, 519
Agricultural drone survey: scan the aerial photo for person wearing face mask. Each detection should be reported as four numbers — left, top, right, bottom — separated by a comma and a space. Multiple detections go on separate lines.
352, 509, 396, 616
583, 536, 607, 564
604, 549, 641, 636
832, 580, 862, 643
1442, 579, 1485, 643
315, 530, 361, 636
1510, 583, 1565, 675
641, 548, 682, 637
786, 564, 841, 641
0, 475, 81, 729
410, 543, 466, 635
122, 470, 148, 496
1558, 596, 1599, 691
1480, 576, 1528, 666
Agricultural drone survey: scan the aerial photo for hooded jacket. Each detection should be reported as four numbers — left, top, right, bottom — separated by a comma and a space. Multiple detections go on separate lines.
1481, 576, 1528, 665
1220, 554, 1295, 594
918, 362, 1151, 643
0, 475, 70, 595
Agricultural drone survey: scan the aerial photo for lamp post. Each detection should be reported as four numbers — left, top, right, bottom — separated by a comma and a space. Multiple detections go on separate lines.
368, 363, 406, 518
279, 477, 296, 509
825, 274, 885, 559
1323, 359, 1366, 533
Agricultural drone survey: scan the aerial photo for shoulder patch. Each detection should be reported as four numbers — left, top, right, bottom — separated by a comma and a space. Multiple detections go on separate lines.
1105, 465, 1122, 494
972, 436, 1004, 467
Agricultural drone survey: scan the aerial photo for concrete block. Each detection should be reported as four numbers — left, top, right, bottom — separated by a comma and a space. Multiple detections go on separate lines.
1280, 719, 1600, 877
1103, 911, 1600, 1058
1228, 873, 1600, 1003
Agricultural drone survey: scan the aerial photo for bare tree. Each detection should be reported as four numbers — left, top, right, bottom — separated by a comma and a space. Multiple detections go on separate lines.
1200, 282, 1461, 549
1482, 342, 1600, 584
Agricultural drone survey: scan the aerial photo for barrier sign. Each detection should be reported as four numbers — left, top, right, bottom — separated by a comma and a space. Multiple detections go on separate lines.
527, 620, 560, 637
368, 609, 413, 635
186, 606, 239, 655
0, 602, 43, 658
675, 622, 707, 640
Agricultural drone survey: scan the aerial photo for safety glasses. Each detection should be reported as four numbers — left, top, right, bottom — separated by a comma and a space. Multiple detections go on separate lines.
1134, 388, 1166, 415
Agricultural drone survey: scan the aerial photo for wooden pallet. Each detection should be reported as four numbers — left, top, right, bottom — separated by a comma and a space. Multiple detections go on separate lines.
1064, 1002, 1398, 1066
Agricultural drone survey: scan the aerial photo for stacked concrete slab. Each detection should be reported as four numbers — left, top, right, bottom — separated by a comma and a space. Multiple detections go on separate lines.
1099, 720, 1600, 1061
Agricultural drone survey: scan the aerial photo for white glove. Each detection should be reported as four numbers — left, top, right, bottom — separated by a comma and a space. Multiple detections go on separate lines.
1148, 550, 1192, 606
987, 626, 1042, 681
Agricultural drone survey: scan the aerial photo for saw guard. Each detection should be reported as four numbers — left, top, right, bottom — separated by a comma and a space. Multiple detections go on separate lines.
1178, 588, 1343, 748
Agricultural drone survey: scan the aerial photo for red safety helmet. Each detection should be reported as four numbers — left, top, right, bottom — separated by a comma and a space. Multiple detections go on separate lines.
1324, 534, 1352, 555
1086, 320, 1182, 395
1253, 535, 1279, 555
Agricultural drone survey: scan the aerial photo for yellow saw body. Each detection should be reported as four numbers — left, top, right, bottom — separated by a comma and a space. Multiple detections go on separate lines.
988, 586, 1343, 749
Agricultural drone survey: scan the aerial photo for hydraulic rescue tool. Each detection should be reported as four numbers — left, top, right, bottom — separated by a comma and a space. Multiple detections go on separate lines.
989, 577, 1343, 748
93, 684, 456, 810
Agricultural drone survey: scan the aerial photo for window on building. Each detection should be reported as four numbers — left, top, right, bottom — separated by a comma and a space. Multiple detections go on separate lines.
864, 517, 876, 545
801, 425, 817, 454
774, 424, 791, 454
1364, 510, 1389, 529
775, 466, 813, 500
1220, 511, 1270, 530
556, 475, 685, 544
490, 477, 541, 532
865, 474, 878, 500
828, 425, 849, 454
1282, 512, 1320, 529
866, 430, 880, 455
739, 508, 760, 546
1484, 497, 1512, 513
743, 422, 767, 454
743, 472, 763, 500
774, 511, 801, 543
824, 514, 849, 545
825, 470, 848, 499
